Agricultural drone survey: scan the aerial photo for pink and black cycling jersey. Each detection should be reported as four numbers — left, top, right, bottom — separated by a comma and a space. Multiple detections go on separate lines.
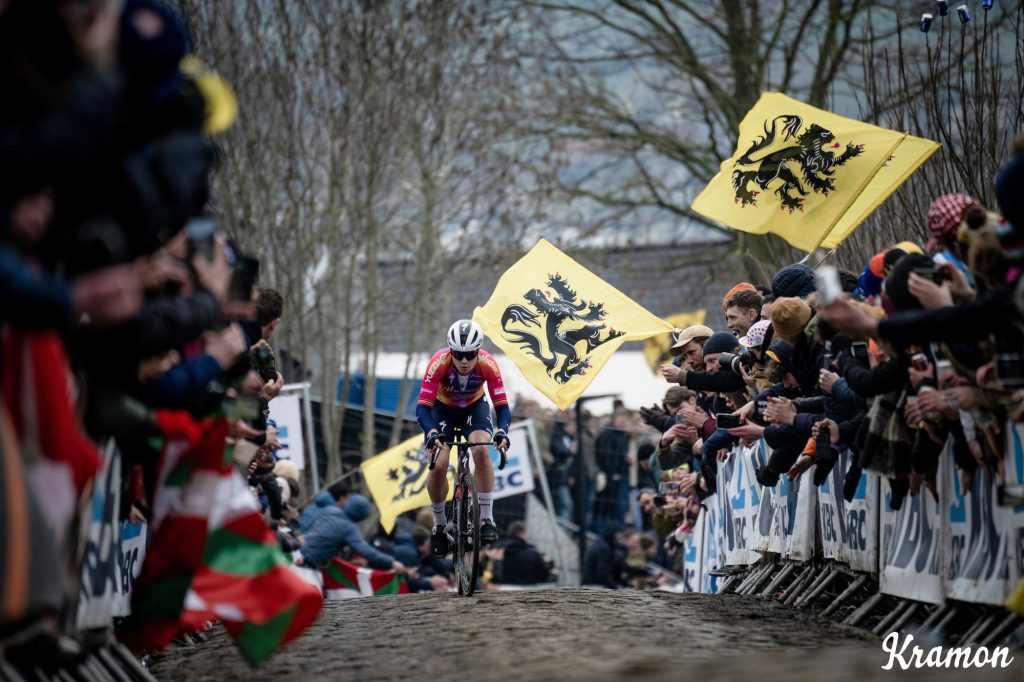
417, 348, 509, 410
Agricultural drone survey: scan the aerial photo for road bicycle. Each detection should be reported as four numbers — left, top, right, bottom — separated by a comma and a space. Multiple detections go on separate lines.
428, 427, 506, 596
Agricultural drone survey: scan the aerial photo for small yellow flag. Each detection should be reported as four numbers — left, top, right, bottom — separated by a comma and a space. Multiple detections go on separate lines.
691, 92, 930, 253
473, 239, 673, 409
361, 434, 454, 533
641, 310, 707, 374
819, 135, 939, 248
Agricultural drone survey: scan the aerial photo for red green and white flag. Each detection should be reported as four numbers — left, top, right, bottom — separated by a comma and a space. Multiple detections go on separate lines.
321, 558, 408, 600
120, 412, 322, 664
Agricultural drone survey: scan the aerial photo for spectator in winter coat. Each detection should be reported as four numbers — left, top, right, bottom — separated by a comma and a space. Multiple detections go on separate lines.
495, 521, 553, 585
296, 486, 412, 575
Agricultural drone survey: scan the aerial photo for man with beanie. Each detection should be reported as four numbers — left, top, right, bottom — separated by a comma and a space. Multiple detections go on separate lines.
771, 263, 816, 299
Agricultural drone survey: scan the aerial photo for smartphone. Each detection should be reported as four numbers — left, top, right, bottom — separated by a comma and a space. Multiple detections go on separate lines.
815, 265, 843, 305
228, 254, 260, 302
851, 341, 869, 362
185, 216, 217, 261
911, 266, 947, 284
653, 495, 667, 507
716, 413, 741, 429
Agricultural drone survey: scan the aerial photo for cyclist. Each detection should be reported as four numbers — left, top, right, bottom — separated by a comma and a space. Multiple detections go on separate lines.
417, 319, 511, 556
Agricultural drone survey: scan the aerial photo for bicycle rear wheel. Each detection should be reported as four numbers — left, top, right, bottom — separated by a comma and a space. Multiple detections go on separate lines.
455, 473, 480, 596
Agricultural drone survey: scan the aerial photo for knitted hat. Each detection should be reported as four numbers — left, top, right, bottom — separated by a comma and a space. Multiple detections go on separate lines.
702, 331, 740, 356
926, 193, 972, 250
721, 282, 757, 310
882, 253, 932, 313
770, 297, 812, 341
771, 263, 816, 299
738, 319, 771, 349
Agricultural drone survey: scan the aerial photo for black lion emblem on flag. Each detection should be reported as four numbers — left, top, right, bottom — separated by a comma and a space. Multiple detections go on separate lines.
501, 273, 624, 384
731, 115, 864, 212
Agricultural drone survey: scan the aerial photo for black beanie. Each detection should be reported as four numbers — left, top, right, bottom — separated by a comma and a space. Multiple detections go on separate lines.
772, 263, 816, 298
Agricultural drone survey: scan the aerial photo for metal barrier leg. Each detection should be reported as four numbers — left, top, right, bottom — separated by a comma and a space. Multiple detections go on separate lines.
889, 603, 920, 633
845, 592, 884, 626
731, 562, 764, 595
959, 612, 997, 646
760, 562, 796, 598
0, 659, 31, 682
790, 567, 828, 607
782, 561, 815, 606
739, 563, 775, 595
821, 574, 867, 618
778, 565, 814, 604
981, 614, 1022, 648
94, 649, 132, 682
933, 605, 959, 634
872, 599, 912, 635
797, 568, 839, 609
109, 644, 158, 682
914, 603, 948, 634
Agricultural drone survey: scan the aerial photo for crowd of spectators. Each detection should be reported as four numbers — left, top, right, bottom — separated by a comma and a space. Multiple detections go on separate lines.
0, 0, 315, 655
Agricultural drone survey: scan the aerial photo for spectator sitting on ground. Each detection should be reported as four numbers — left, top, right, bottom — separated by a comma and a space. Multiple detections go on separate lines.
396, 526, 453, 593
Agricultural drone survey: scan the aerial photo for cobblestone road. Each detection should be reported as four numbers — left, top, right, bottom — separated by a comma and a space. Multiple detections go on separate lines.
150, 588, 1018, 682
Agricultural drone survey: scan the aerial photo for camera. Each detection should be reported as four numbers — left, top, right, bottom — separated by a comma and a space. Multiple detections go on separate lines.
251, 345, 278, 383
716, 413, 741, 429
719, 349, 754, 375
653, 495, 667, 508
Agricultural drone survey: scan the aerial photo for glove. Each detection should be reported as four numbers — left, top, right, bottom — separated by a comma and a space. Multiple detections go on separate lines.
493, 431, 509, 450
426, 432, 443, 451
639, 405, 672, 432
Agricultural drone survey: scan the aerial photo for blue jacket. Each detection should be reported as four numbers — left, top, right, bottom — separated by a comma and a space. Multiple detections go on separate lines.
300, 491, 335, 532
300, 494, 395, 570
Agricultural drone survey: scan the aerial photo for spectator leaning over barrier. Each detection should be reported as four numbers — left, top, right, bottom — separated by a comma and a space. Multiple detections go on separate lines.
724, 287, 764, 338
295, 484, 414, 577
666, 323, 713, 371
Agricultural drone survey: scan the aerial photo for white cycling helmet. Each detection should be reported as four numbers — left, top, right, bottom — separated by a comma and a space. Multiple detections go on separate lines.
447, 319, 484, 352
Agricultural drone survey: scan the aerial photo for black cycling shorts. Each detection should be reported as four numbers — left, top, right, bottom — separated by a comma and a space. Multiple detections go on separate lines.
430, 399, 493, 441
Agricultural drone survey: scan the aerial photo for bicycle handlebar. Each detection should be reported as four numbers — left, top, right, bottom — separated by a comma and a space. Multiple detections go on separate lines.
426, 440, 509, 470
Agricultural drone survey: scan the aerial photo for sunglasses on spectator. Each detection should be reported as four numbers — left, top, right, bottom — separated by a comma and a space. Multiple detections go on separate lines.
452, 350, 478, 361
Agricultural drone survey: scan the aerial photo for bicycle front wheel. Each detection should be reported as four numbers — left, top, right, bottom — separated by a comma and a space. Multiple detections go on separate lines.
455, 473, 480, 596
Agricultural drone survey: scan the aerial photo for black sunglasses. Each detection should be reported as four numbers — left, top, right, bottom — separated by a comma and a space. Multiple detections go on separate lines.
452, 350, 478, 361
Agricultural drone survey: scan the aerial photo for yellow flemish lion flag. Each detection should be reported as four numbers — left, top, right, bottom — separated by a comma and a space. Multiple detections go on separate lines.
820, 134, 939, 248
361, 435, 454, 533
473, 239, 673, 409
692, 92, 936, 253
642, 310, 707, 374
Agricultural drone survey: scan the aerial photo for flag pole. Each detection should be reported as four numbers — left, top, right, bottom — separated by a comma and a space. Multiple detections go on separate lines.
573, 393, 618, 570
